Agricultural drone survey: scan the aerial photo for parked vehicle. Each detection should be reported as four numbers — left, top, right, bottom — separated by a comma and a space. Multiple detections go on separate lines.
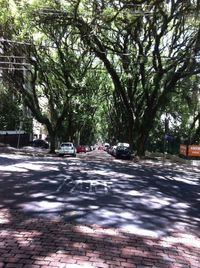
76, 145, 87, 153
29, 139, 49, 149
58, 142, 76, 157
109, 145, 117, 156
107, 146, 113, 154
115, 142, 132, 159
104, 143, 110, 151
85, 145, 92, 152
98, 145, 104, 150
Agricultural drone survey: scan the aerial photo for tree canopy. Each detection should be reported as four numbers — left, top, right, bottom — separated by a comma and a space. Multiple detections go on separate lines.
0, 0, 200, 155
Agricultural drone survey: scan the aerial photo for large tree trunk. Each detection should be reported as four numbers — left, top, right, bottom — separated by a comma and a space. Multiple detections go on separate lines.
48, 130, 57, 154
135, 111, 156, 156
136, 132, 148, 156
127, 118, 135, 149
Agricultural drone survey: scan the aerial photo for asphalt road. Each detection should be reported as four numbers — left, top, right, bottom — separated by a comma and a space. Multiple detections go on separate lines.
0, 149, 200, 238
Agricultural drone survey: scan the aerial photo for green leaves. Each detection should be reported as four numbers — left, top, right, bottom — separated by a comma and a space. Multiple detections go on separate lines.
1, 0, 200, 153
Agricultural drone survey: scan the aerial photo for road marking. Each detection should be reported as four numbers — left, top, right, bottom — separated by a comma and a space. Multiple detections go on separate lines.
70, 179, 112, 193
56, 176, 72, 192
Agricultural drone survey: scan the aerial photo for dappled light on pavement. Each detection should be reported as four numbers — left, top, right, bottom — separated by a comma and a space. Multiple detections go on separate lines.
0, 150, 200, 266
0, 151, 200, 237
0, 208, 200, 267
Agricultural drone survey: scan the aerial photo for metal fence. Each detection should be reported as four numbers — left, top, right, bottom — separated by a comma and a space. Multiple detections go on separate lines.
0, 132, 30, 148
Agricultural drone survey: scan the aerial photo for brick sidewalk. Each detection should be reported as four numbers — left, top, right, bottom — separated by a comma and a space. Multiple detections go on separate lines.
0, 209, 200, 268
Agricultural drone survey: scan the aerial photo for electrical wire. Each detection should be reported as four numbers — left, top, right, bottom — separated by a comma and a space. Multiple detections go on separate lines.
0, 55, 26, 59
1, 38, 199, 59
0, 61, 30, 65
0, 67, 30, 71
0, 38, 31, 46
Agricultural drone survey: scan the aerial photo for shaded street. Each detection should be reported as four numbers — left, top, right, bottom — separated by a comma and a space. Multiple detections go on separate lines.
0, 149, 200, 238
0, 149, 200, 267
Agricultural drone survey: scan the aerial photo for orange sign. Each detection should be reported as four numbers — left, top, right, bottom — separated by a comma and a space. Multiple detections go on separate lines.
179, 144, 187, 156
188, 145, 200, 157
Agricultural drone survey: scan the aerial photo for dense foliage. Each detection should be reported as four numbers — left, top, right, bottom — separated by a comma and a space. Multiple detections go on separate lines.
0, 0, 200, 155
0, 85, 32, 132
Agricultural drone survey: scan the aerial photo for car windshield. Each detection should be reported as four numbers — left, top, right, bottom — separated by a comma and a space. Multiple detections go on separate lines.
61, 143, 73, 147
117, 143, 130, 147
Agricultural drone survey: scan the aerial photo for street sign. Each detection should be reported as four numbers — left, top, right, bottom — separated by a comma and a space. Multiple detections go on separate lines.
188, 145, 200, 157
179, 144, 187, 156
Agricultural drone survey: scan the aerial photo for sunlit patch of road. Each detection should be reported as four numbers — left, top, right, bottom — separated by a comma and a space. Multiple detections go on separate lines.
0, 150, 200, 238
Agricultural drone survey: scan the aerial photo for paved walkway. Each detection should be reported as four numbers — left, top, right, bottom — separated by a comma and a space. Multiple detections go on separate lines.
0, 209, 200, 268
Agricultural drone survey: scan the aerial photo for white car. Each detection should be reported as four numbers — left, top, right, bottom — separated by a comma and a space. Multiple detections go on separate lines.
58, 142, 76, 157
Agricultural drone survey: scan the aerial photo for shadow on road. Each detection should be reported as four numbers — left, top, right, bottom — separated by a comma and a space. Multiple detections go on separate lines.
0, 208, 198, 268
0, 151, 200, 238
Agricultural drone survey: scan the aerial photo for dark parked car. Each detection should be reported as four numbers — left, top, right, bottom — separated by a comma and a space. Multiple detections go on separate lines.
30, 139, 49, 149
76, 145, 87, 153
115, 142, 132, 159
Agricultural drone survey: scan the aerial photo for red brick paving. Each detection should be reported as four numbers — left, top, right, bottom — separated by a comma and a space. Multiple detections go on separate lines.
0, 209, 200, 268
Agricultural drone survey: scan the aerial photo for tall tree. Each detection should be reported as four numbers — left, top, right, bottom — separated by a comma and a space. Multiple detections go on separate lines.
58, 0, 200, 155
1, 0, 200, 154
0, 0, 100, 152
0, 84, 21, 130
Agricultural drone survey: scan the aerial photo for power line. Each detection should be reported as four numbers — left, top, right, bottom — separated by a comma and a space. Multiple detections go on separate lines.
0, 61, 30, 66
0, 67, 30, 71
17, 5, 199, 18
15, 5, 154, 18
0, 38, 31, 46
0, 55, 26, 59
32, 11, 153, 17
1, 39, 199, 60
1, 38, 199, 59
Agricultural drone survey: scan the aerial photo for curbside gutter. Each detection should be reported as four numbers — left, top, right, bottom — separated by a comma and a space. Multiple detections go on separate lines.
0, 146, 57, 158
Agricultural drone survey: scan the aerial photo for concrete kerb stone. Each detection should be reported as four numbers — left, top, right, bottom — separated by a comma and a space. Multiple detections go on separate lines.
140, 152, 200, 167
0, 146, 57, 158
1, 146, 200, 166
